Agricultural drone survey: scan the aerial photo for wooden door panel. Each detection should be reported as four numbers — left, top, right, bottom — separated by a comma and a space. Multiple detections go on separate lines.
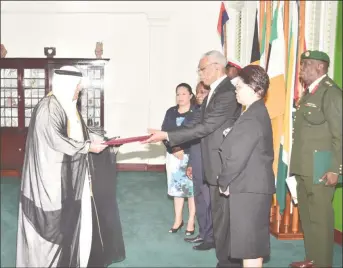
0, 129, 25, 170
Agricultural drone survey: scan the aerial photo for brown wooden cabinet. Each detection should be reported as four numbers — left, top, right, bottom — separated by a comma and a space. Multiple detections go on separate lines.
0, 58, 109, 176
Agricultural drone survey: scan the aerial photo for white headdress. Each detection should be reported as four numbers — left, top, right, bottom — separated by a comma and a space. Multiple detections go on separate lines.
52, 66, 83, 120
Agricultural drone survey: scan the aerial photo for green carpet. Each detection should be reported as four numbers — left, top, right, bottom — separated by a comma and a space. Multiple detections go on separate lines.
1, 172, 342, 267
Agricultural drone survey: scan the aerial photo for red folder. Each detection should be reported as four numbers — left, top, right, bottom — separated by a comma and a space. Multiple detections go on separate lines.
103, 135, 152, 146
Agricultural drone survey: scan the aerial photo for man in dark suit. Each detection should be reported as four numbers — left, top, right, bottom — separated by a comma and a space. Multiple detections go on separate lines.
184, 82, 213, 250
145, 50, 242, 267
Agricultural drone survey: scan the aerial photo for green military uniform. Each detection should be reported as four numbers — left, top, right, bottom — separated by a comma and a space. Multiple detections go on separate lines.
290, 50, 342, 267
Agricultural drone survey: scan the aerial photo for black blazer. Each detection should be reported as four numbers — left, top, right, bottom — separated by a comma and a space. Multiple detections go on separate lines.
185, 105, 204, 187
217, 99, 276, 194
168, 77, 242, 185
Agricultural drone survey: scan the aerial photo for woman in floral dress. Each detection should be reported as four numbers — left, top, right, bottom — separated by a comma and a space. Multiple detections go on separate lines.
161, 83, 197, 236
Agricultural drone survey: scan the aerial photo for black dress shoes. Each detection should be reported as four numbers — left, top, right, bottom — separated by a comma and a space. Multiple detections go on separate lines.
169, 221, 184, 233
192, 241, 215, 250
184, 235, 204, 243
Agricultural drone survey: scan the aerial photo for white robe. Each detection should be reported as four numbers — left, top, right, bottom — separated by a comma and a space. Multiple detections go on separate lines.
16, 95, 93, 268
67, 107, 92, 267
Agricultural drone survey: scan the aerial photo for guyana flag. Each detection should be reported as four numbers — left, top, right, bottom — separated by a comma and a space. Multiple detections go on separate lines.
276, 1, 299, 214
263, 1, 286, 177
265, 1, 286, 120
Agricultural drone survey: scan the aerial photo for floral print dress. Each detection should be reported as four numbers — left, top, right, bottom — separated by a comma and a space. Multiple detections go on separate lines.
165, 116, 194, 198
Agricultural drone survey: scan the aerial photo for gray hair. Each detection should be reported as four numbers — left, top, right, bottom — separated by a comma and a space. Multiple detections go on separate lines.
202, 50, 227, 68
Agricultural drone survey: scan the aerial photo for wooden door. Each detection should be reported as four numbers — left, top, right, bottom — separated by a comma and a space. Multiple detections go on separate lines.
0, 67, 47, 172
0, 68, 24, 170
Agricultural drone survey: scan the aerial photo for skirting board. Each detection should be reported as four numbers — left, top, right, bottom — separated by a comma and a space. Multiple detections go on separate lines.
116, 163, 166, 172
1, 164, 166, 178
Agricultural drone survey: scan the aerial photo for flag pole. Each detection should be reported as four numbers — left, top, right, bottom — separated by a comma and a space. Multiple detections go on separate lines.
224, 23, 228, 59
265, 0, 272, 66
298, 1, 306, 97
295, 0, 306, 105
291, 0, 306, 234
278, 0, 291, 232
284, 0, 290, 73
259, 0, 265, 45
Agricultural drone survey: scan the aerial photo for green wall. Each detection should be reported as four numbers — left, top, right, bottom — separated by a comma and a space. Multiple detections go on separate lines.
333, 0, 342, 232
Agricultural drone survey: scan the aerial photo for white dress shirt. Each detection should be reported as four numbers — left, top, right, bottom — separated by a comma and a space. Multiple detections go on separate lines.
230, 76, 239, 88
206, 75, 227, 107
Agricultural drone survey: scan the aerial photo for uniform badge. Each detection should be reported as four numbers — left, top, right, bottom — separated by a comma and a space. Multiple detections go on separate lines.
305, 51, 310, 57
223, 127, 232, 137
304, 102, 317, 108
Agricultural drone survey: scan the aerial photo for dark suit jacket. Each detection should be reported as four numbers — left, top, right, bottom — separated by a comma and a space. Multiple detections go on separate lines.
217, 99, 276, 194
168, 77, 241, 185
184, 105, 204, 195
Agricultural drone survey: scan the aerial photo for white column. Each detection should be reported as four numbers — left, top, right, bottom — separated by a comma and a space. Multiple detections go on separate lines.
225, 7, 238, 60
226, 1, 245, 62
146, 13, 170, 165
320, 1, 338, 78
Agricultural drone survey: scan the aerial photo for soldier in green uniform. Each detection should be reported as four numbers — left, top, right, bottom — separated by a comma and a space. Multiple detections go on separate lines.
289, 50, 342, 268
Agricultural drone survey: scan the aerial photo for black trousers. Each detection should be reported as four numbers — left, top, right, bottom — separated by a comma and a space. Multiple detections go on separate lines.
209, 185, 242, 268
194, 178, 213, 242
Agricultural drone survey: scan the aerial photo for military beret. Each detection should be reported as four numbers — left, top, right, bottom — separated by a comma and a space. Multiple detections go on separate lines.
226, 58, 242, 70
301, 50, 330, 64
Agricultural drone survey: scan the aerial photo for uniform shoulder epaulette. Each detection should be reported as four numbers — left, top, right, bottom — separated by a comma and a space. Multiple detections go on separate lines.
324, 77, 342, 92
325, 80, 333, 87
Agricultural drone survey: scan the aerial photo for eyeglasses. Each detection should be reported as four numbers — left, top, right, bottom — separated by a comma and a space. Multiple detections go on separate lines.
197, 63, 218, 74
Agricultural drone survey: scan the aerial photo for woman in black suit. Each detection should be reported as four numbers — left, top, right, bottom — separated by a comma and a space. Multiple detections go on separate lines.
217, 65, 275, 268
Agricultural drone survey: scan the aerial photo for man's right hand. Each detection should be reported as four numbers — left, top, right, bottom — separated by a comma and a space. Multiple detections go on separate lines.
186, 166, 193, 179
89, 140, 108, 154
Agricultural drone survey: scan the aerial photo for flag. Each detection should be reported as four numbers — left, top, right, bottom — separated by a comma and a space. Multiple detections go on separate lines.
265, 1, 286, 119
259, 5, 267, 69
217, 2, 229, 47
250, 9, 261, 64
264, 1, 286, 178
294, 0, 306, 103
276, 0, 299, 214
